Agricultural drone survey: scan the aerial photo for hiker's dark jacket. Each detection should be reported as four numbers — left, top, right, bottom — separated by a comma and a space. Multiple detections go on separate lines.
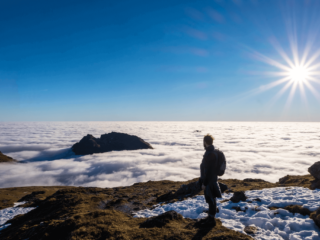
200, 145, 222, 199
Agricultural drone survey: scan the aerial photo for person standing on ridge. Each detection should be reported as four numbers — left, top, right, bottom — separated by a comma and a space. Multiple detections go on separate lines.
199, 134, 222, 226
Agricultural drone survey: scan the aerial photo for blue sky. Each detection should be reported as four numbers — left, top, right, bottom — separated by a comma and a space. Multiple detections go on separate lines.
1, 0, 320, 121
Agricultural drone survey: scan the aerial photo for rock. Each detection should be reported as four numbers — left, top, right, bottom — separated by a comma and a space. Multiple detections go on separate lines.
219, 182, 229, 193
310, 179, 320, 190
308, 162, 320, 190
231, 206, 244, 212
243, 178, 267, 183
72, 132, 153, 155
18, 191, 46, 203
311, 207, 320, 228
244, 226, 257, 234
140, 211, 183, 228
0, 151, 16, 163
308, 162, 320, 180
278, 175, 291, 184
277, 174, 313, 188
230, 191, 247, 203
284, 205, 311, 216
176, 181, 201, 196
157, 181, 201, 202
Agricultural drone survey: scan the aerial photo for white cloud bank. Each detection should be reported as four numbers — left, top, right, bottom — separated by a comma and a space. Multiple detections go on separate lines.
0, 122, 319, 188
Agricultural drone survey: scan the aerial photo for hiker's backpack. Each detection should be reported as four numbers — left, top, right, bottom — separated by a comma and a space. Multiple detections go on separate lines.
214, 149, 226, 176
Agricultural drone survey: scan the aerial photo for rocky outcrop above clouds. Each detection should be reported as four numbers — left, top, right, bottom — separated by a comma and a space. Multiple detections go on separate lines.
0, 151, 16, 163
308, 162, 320, 190
72, 132, 153, 155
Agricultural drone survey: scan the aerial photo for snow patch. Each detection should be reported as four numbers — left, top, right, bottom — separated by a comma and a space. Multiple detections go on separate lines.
0, 202, 36, 232
134, 187, 320, 240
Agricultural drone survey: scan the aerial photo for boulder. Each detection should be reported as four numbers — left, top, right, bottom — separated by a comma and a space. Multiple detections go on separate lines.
72, 132, 153, 155
244, 226, 257, 234
311, 207, 320, 228
176, 181, 202, 196
157, 181, 201, 202
0, 151, 16, 163
308, 162, 320, 180
140, 211, 183, 228
230, 191, 247, 203
310, 179, 320, 190
18, 191, 45, 203
283, 205, 311, 216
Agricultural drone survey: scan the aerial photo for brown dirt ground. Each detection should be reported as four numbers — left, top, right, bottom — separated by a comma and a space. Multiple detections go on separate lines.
0, 174, 316, 240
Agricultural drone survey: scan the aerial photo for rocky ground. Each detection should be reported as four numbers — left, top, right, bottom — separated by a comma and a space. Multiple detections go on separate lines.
0, 174, 317, 240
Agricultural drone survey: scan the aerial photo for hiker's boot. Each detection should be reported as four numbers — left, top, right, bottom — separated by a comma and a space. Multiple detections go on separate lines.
202, 216, 216, 227
208, 217, 216, 227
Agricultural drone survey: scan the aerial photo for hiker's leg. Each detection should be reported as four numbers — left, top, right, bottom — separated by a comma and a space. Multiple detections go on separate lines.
208, 197, 217, 218
205, 186, 216, 218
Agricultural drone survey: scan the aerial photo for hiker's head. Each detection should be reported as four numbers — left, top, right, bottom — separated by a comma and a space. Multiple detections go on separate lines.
203, 134, 214, 148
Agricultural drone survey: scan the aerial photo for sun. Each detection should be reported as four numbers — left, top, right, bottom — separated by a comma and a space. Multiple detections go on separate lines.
288, 66, 310, 83
243, 41, 320, 107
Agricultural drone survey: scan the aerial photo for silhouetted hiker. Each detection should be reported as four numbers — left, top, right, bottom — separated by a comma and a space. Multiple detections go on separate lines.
199, 134, 226, 226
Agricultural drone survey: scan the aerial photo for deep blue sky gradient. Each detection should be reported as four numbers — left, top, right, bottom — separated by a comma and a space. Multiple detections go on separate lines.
1, 0, 320, 121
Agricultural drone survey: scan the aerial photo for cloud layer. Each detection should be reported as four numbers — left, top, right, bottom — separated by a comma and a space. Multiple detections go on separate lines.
0, 122, 319, 188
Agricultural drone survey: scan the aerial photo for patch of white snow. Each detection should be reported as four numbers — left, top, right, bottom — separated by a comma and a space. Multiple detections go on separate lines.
0, 202, 36, 232
134, 187, 320, 240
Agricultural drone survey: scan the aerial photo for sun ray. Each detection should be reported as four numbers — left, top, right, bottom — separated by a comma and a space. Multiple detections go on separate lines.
298, 80, 309, 107
243, 32, 320, 112
307, 76, 320, 84
300, 39, 316, 67
289, 39, 299, 67
269, 37, 295, 68
298, 81, 311, 120
248, 48, 292, 72
266, 80, 294, 109
258, 71, 291, 77
221, 76, 292, 107
284, 80, 299, 110
305, 61, 320, 71
304, 49, 320, 68
304, 81, 320, 101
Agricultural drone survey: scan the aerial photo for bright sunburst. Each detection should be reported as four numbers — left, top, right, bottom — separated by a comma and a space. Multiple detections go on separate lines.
244, 40, 320, 108
288, 65, 309, 83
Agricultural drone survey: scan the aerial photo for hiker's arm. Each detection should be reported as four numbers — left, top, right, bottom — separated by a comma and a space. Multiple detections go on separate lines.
202, 156, 210, 186
199, 163, 204, 186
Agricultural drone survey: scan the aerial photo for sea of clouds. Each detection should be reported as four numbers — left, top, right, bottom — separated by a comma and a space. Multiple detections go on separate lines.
0, 122, 319, 188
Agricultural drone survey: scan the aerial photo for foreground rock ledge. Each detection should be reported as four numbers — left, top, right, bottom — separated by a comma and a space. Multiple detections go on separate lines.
0, 174, 317, 240
0, 151, 16, 163
72, 132, 153, 155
